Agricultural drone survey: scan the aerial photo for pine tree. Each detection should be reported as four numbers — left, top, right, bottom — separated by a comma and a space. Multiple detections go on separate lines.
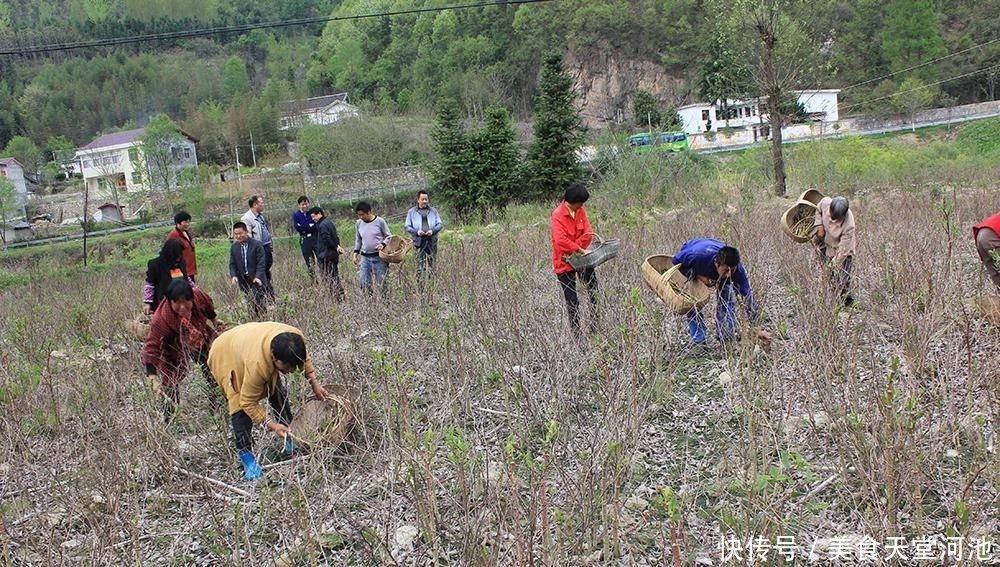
523, 51, 585, 202
430, 99, 474, 220
467, 104, 519, 220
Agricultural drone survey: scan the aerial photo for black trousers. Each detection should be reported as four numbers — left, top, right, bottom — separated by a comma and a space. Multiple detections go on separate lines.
237, 276, 267, 319
557, 268, 599, 334
317, 257, 345, 302
300, 235, 317, 273
231, 377, 293, 452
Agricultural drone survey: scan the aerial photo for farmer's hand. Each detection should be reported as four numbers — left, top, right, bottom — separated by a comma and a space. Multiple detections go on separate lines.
352, 252, 360, 267
336, 245, 344, 255
212, 318, 226, 331
252, 277, 262, 286
375, 243, 384, 251
230, 276, 238, 286
142, 303, 152, 316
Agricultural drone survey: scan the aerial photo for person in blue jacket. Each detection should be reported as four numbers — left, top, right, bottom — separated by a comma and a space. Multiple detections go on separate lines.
670, 238, 765, 346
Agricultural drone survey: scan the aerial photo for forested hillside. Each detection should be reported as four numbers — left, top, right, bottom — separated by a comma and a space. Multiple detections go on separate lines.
1, 0, 998, 169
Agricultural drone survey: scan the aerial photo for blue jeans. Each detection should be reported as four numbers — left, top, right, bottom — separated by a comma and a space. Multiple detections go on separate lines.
359, 254, 388, 294
686, 281, 736, 343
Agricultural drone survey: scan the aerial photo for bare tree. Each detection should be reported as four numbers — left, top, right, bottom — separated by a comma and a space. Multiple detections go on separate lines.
726, 0, 831, 196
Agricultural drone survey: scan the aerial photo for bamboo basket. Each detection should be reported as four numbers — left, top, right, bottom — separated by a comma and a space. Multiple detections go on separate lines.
780, 199, 819, 243
977, 297, 1000, 325
798, 189, 825, 205
567, 235, 621, 271
126, 314, 151, 341
641, 255, 711, 315
289, 384, 361, 449
379, 235, 413, 264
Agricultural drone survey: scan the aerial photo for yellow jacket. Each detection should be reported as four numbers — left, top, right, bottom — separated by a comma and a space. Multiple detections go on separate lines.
207, 322, 315, 423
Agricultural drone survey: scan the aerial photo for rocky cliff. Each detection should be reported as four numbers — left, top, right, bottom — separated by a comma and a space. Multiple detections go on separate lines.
565, 50, 689, 129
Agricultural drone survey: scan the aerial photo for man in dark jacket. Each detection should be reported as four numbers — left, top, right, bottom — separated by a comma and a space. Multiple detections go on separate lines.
228, 221, 268, 319
310, 206, 345, 302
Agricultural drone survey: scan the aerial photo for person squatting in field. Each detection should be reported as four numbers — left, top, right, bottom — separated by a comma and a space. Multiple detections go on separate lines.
143, 279, 226, 422
206, 322, 330, 480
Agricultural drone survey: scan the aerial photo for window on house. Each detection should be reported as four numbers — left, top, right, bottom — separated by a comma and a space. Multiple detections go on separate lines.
183, 148, 191, 159
131, 172, 141, 185
701, 109, 710, 121
128, 148, 138, 162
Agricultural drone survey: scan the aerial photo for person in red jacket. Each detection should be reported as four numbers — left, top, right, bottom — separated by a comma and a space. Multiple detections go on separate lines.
550, 183, 599, 337
973, 211, 1000, 290
167, 211, 197, 281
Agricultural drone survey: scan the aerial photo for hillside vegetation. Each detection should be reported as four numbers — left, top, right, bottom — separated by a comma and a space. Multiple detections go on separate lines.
1, 0, 1000, 172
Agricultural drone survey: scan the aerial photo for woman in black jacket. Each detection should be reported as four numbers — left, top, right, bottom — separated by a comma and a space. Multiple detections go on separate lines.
310, 206, 345, 302
143, 238, 189, 315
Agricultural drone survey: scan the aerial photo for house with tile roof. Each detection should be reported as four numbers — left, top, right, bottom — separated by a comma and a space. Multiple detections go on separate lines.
75, 127, 198, 208
0, 157, 28, 209
279, 93, 360, 130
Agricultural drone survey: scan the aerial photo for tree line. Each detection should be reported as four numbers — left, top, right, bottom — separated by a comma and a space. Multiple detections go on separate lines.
0, 0, 998, 184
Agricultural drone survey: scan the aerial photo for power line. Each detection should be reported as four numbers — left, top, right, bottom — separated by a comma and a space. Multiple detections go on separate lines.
0, 0, 556, 56
839, 64, 1000, 114
840, 36, 1000, 93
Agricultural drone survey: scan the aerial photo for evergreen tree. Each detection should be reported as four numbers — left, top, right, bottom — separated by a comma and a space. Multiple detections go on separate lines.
430, 98, 474, 220
881, 0, 946, 84
632, 90, 662, 130
523, 51, 584, 202
466, 104, 519, 220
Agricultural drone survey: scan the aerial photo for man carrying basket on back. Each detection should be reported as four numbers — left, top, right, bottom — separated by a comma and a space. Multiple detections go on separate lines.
550, 183, 600, 339
670, 238, 770, 352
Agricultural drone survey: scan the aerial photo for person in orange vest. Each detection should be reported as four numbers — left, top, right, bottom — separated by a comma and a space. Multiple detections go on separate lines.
973, 211, 1000, 291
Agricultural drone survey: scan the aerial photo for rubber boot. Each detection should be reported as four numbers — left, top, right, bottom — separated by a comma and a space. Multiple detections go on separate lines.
239, 450, 262, 480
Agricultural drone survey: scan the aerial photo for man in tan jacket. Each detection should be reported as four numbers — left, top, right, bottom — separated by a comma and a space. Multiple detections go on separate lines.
207, 322, 329, 479
813, 196, 856, 306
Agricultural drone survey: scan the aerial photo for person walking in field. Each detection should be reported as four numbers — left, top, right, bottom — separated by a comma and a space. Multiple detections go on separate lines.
292, 195, 317, 281
310, 206, 345, 302
812, 195, 857, 306
241, 195, 275, 300
670, 238, 768, 350
228, 221, 269, 320
404, 190, 444, 288
351, 201, 391, 296
550, 183, 599, 338
143, 279, 226, 422
166, 211, 198, 282
206, 322, 330, 480
973, 210, 1000, 292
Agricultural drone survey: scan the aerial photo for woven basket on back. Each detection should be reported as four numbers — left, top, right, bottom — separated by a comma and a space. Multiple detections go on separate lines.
977, 297, 1000, 325
567, 235, 621, 271
780, 200, 819, 243
641, 255, 712, 315
126, 314, 151, 341
289, 384, 361, 449
379, 235, 413, 264
798, 188, 825, 206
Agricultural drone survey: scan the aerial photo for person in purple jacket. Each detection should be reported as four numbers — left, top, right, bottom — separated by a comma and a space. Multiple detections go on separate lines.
670, 237, 768, 347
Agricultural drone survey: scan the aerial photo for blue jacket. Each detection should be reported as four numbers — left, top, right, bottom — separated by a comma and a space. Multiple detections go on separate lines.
404, 206, 444, 249
672, 237, 755, 315
292, 209, 315, 238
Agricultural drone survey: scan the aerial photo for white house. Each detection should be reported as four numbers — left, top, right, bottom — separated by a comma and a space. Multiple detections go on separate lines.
0, 157, 28, 209
76, 127, 198, 204
279, 93, 360, 130
677, 89, 841, 139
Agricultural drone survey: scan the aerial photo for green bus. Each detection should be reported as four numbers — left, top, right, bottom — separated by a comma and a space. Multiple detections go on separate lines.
628, 131, 689, 154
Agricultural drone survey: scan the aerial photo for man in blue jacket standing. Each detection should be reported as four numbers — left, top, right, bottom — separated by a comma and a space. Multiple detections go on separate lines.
404, 190, 444, 288
670, 238, 765, 348
292, 195, 317, 281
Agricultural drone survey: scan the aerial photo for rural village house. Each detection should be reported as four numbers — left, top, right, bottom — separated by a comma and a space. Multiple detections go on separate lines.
278, 93, 360, 130
0, 157, 29, 210
677, 89, 841, 141
75, 127, 198, 212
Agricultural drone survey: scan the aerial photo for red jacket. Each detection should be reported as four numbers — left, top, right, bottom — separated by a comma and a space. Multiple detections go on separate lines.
167, 227, 197, 277
142, 287, 218, 386
550, 201, 593, 274
974, 212, 1000, 241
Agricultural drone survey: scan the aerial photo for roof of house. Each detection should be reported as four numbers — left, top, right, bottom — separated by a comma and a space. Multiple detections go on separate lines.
80, 128, 146, 151
279, 93, 350, 114
80, 127, 198, 152
0, 157, 24, 168
97, 202, 123, 210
